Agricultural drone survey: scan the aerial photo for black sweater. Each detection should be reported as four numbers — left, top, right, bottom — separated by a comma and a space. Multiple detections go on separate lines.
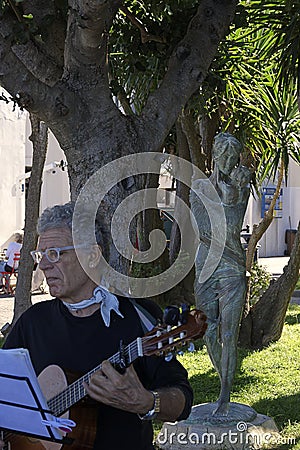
4, 297, 193, 450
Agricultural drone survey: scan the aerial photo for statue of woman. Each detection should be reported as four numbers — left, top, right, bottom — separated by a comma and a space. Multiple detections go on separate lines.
190, 132, 252, 417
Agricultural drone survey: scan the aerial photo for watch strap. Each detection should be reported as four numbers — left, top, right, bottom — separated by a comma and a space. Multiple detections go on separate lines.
138, 390, 160, 421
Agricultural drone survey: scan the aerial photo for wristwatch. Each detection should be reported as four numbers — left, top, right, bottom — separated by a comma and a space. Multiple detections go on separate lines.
138, 391, 160, 420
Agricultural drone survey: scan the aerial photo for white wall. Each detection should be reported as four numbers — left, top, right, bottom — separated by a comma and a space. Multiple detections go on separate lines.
0, 100, 70, 249
243, 158, 300, 257
0, 102, 26, 247
25, 118, 70, 212
42, 132, 70, 210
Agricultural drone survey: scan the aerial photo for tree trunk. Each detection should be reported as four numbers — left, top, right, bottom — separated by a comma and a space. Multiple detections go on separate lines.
238, 160, 285, 347
239, 222, 300, 349
180, 109, 206, 174
133, 171, 169, 301
9, 114, 48, 331
199, 111, 220, 174
166, 119, 195, 306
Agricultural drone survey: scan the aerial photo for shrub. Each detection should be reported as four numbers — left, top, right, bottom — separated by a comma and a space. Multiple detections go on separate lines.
249, 262, 271, 305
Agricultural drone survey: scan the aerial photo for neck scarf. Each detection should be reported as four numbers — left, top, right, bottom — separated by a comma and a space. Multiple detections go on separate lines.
62, 286, 124, 327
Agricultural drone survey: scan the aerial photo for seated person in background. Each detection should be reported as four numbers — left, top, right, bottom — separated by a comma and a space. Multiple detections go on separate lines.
0, 232, 23, 273
2, 202, 193, 450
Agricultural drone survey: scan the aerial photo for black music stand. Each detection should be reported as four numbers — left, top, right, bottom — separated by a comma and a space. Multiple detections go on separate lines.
0, 348, 73, 443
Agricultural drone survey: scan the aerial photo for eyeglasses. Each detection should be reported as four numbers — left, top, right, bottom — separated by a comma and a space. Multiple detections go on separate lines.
30, 245, 86, 264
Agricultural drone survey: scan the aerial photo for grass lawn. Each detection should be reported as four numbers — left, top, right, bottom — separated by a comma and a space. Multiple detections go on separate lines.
173, 303, 300, 449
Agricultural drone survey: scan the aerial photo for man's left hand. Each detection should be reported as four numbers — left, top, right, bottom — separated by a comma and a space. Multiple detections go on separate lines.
83, 360, 154, 414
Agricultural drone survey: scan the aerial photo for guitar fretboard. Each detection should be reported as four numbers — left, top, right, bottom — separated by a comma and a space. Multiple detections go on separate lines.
48, 338, 143, 417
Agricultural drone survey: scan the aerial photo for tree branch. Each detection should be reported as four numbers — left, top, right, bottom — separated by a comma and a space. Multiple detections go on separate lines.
21, 0, 66, 65
64, 0, 121, 70
119, 6, 166, 44
61, 0, 123, 114
0, 9, 62, 87
0, 6, 127, 155
13, 114, 48, 326
0, 31, 73, 125
246, 159, 285, 271
1, 1, 123, 142
180, 109, 206, 173
250, 221, 300, 349
12, 42, 62, 87
7, 0, 22, 23
138, 0, 238, 151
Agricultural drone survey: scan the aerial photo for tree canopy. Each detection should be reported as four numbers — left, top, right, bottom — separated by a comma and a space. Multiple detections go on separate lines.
1, 1, 300, 339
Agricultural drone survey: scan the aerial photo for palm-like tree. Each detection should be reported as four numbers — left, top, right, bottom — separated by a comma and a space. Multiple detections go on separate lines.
245, 0, 300, 108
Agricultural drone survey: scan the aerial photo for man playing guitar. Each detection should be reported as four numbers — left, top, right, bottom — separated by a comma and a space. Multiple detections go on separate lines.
1, 202, 196, 450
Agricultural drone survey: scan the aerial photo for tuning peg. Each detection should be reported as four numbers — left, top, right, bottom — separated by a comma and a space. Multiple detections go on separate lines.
177, 350, 184, 356
163, 306, 180, 325
180, 304, 190, 324
164, 352, 174, 362
187, 342, 195, 352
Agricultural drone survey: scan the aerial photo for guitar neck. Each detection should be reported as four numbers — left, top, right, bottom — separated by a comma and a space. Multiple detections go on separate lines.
48, 337, 143, 417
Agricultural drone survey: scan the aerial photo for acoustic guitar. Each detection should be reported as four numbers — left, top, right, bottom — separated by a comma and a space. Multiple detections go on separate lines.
2, 309, 207, 450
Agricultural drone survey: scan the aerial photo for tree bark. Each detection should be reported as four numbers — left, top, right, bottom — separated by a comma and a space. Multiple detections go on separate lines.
165, 119, 195, 306
238, 160, 292, 348
240, 222, 300, 349
180, 109, 206, 174
238, 159, 285, 346
199, 111, 220, 174
9, 114, 48, 331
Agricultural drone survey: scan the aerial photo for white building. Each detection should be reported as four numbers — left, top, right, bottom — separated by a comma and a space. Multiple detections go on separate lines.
158, 158, 300, 258
0, 98, 69, 249
0, 97, 299, 256
244, 158, 300, 257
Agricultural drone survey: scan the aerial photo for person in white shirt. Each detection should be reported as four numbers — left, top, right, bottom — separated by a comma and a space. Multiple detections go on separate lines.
0, 232, 23, 273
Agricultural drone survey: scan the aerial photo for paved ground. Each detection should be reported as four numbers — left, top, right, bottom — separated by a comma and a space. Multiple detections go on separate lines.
258, 257, 300, 305
0, 257, 299, 334
258, 256, 290, 277
0, 291, 50, 333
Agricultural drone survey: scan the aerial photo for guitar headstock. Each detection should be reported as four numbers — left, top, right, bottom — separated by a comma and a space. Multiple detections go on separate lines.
141, 309, 207, 357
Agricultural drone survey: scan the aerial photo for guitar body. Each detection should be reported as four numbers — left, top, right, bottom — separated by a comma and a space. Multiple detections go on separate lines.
4, 366, 97, 450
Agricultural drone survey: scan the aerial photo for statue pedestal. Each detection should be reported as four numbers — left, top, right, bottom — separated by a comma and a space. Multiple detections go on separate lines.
156, 403, 279, 450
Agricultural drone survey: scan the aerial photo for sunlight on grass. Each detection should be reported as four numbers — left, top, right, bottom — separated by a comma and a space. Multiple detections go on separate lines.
177, 304, 300, 449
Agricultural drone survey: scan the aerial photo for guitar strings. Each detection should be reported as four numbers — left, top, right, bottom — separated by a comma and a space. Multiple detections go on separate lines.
48, 338, 142, 416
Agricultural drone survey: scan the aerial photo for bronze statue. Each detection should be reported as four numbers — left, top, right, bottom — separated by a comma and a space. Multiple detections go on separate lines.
191, 132, 252, 417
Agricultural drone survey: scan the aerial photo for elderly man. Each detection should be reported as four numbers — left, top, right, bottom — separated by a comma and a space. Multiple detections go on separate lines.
1, 202, 193, 450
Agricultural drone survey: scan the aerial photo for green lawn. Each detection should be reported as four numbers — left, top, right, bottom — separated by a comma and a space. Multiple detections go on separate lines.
175, 304, 300, 449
